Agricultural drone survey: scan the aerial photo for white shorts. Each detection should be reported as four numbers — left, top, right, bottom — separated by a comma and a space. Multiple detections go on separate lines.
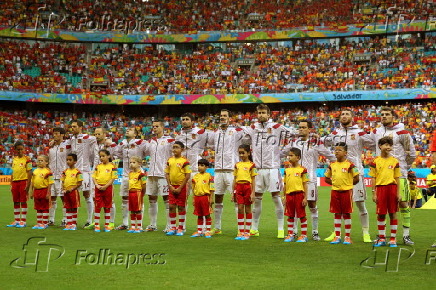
255, 169, 282, 194
214, 171, 233, 195
80, 172, 91, 192
51, 180, 63, 197
306, 181, 318, 202
146, 176, 169, 196
120, 176, 129, 197
352, 175, 366, 202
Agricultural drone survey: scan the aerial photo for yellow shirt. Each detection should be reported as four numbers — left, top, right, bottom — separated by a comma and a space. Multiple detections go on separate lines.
410, 187, 422, 200
284, 166, 309, 194
368, 156, 401, 186
427, 173, 436, 188
12, 155, 32, 181
192, 172, 214, 196
325, 160, 359, 190
62, 168, 83, 190
165, 156, 192, 185
32, 167, 54, 189
233, 161, 257, 183
92, 163, 118, 185
129, 171, 147, 190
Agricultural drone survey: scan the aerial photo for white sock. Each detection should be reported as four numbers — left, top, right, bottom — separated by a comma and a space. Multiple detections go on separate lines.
122, 199, 129, 226
356, 201, 369, 234
252, 196, 263, 231
214, 203, 223, 229
49, 200, 57, 222
309, 207, 319, 233
85, 197, 93, 223
110, 202, 116, 223
149, 201, 158, 227
272, 195, 284, 231
62, 208, 67, 222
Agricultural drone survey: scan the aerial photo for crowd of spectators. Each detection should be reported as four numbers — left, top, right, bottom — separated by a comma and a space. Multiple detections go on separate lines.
0, 102, 434, 169
0, 0, 433, 33
1, 35, 435, 94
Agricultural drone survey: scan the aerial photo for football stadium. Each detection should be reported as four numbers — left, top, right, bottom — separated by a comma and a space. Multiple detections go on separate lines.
1, 0, 436, 288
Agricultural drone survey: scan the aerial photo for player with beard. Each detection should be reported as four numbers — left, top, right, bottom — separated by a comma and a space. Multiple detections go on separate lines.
208, 109, 245, 235
242, 104, 293, 238
369, 107, 416, 245
282, 120, 336, 240
325, 109, 375, 243
144, 120, 175, 232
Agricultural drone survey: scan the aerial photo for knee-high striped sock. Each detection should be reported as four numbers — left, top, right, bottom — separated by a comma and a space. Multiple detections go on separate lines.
251, 197, 262, 231
390, 219, 398, 238
377, 217, 386, 239
205, 217, 211, 232
66, 210, 72, 226
287, 218, 295, 235
214, 203, 223, 230
309, 207, 318, 234
104, 208, 110, 227
21, 203, 27, 223
94, 209, 101, 228
37, 210, 43, 225
237, 214, 244, 233
300, 217, 308, 236
14, 204, 20, 223
334, 214, 341, 237
400, 207, 411, 236
72, 209, 78, 226
130, 213, 136, 229
149, 201, 158, 227
169, 212, 177, 229
136, 213, 143, 229
245, 213, 252, 234
197, 217, 204, 233
343, 213, 351, 237
42, 210, 49, 227
178, 211, 186, 230
272, 195, 284, 231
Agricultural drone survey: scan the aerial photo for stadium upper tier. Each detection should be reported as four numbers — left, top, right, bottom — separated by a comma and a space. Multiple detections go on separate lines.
0, 102, 434, 168
0, 0, 433, 33
0, 36, 434, 95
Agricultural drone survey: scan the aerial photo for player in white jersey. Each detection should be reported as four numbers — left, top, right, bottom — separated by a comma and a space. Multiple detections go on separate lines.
324, 109, 375, 243
369, 107, 416, 245
283, 120, 336, 240
86, 127, 118, 230
144, 120, 175, 232
114, 126, 148, 230
175, 113, 209, 231
68, 120, 97, 227
47, 127, 70, 226
208, 109, 245, 235
242, 104, 293, 238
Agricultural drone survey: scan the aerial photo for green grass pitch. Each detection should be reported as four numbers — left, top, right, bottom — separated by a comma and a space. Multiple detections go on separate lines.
1, 185, 435, 289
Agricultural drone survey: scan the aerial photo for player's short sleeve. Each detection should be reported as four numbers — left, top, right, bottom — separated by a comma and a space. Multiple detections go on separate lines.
351, 167, 359, 177
324, 166, 332, 178
302, 168, 309, 183
47, 172, 54, 184
250, 163, 258, 177
182, 161, 192, 173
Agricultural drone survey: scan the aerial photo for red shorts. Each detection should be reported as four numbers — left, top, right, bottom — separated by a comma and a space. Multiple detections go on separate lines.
169, 185, 187, 207
128, 190, 144, 212
34, 197, 50, 211
330, 190, 353, 214
285, 191, 306, 218
94, 185, 113, 209
235, 183, 252, 205
11, 180, 28, 203
193, 195, 211, 216
376, 184, 399, 215
64, 190, 81, 209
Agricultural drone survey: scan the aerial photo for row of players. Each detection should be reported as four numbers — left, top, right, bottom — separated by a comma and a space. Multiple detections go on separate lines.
7, 104, 418, 244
